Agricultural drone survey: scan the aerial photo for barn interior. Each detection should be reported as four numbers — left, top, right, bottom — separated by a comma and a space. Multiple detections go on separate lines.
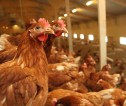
0, 0, 126, 106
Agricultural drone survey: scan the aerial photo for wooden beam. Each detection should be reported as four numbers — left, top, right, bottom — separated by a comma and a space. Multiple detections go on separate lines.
70, 1, 97, 13
71, 0, 115, 17
71, 18, 79, 22
0, 0, 51, 8
64, 16, 88, 23
30, 0, 51, 5
3, 7, 44, 13
71, 17, 88, 22
75, 11, 97, 20
3, 8, 43, 19
77, 8, 97, 17
110, 0, 126, 7
0, 1, 39, 7
70, 13, 92, 20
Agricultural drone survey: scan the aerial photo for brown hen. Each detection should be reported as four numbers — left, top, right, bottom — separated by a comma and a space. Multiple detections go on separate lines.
0, 34, 17, 64
0, 19, 67, 64
44, 19, 68, 61
0, 18, 54, 106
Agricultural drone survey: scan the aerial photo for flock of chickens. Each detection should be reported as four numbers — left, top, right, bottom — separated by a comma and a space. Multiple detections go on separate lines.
0, 18, 126, 106
46, 53, 126, 106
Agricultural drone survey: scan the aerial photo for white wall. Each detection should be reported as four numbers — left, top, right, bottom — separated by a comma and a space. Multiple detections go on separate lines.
72, 14, 126, 44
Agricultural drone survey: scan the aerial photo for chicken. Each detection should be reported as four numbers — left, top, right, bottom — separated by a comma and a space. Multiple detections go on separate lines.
45, 89, 82, 106
120, 77, 126, 91
0, 34, 17, 64
55, 95, 94, 106
0, 18, 54, 106
1, 19, 37, 47
0, 19, 67, 64
0, 19, 37, 48
0, 47, 17, 64
48, 71, 71, 91
101, 64, 111, 72
0, 19, 37, 64
99, 64, 121, 87
84, 54, 96, 67
45, 19, 68, 61
104, 99, 117, 106
46, 88, 126, 106
80, 62, 90, 81
97, 79, 113, 89
48, 60, 80, 91
86, 64, 121, 91
99, 88, 126, 106
54, 91, 104, 106
114, 58, 125, 76
81, 55, 96, 80
59, 78, 88, 93
0, 34, 13, 50
5, 34, 21, 46
86, 72, 103, 91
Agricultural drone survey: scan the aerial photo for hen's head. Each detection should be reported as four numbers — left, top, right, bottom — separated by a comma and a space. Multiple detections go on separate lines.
52, 98, 58, 106
51, 19, 68, 37
102, 64, 111, 72
85, 55, 96, 66
81, 62, 87, 69
29, 18, 54, 42
97, 79, 104, 85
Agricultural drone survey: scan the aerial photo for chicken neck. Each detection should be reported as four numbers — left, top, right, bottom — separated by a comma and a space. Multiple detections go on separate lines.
44, 35, 55, 59
15, 31, 48, 71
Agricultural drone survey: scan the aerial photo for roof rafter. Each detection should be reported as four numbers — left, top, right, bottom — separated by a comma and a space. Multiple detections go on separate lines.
70, 13, 92, 21
71, 0, 115, 17
110, 0, 126, 7
71, 17, 87, 22
75, 12, 97, 20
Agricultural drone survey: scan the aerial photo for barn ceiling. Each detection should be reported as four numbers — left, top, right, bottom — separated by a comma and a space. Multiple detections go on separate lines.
0, 0, 126, 28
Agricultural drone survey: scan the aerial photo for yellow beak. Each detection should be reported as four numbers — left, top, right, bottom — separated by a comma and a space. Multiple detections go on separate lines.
45, 28, 54, 34
62, 27, 68, 33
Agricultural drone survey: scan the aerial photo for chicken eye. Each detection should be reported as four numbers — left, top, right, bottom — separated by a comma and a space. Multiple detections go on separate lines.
35, 26, 41, 30
56, 104, 64, 106
55, 24, 59, 27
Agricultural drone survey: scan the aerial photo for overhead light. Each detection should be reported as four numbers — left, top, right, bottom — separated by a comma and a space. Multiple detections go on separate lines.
80, 34, 84, 39
12, 24, 21, 32
105, 36, 108, 42
62, 33, 65, 37
86, 0, 93, 6
120, 37, 126, 45
73, 33, 77, 38
12, 25, 19, 29
72, 9, 77, 13
88, 34, 94, 40
64, 14, 67, 17
58, 17, 62, 19
65, 33, 68, 37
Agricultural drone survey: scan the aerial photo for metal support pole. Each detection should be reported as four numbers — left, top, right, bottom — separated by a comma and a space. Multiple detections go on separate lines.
98, 0, 107, 69
65, 0, 73, 53
55, 8, 61, 49
19, 0, 23, 19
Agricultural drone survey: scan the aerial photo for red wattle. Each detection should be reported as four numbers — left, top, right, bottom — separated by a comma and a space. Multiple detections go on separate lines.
55, 31, 62, 37
38, 34, 48, 42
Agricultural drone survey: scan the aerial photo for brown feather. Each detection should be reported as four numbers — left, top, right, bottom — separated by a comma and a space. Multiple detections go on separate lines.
0, 21, 49, 106
0, 47, 17, 64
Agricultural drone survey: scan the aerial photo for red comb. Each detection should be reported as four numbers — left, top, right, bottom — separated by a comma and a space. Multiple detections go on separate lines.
38, 18, 50, 28
57, 19, 66, 28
